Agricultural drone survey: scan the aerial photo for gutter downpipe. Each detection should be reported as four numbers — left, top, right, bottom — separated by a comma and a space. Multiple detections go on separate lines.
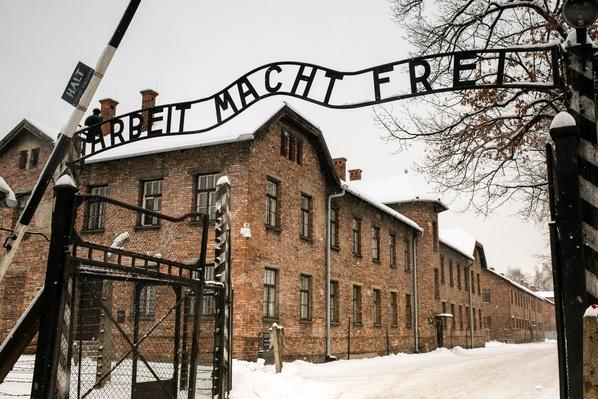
467, 260, 474, 349
413, 231, 420, 353
326, 185, 346, 361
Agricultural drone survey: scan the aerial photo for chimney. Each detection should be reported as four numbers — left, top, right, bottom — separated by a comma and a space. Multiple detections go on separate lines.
333, 158, 347, 181
99, 98, 118, 136
140, 89, 159, 132
349, 169, 362, 181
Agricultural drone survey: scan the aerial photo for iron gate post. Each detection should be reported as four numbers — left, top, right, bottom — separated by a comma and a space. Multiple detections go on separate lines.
31, 175, 78, 399
549, 119, 587, 399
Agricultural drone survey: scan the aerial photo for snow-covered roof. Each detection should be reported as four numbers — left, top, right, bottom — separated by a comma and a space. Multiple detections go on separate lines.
485, 268, 551, 303
26, 118, 61, 141
344, 184, 422, 232
439, 229, 476, 260
347, 172, 448, 211
536, 291, 554, 299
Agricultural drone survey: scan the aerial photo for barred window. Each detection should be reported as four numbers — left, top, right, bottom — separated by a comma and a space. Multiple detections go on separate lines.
352, 285, 362, 324
405, 294, 412, 328
263, 268, 277, 318
300, 274, 311, 320
87, 186, 107, 230
457, 265, 462, 289
330, 207, 339, 248
138, 285, 156, 319
352, 217, 361, 256
300, 194, 312, 238
391, 292, 398, 326
482, 288, 491, 303
372, 226, 380, 261
19, 150, 27, 169
389, 234, 397, 268
330, 280, 339, 323
449, 259, 454, 287
373, 289, 381, 326
440, 256, 445, 284
403, 237, 411, 272
196, 172, 220, 220
141, 180, 162, 226
266, 178, 280, 228
30, 148, 40, 167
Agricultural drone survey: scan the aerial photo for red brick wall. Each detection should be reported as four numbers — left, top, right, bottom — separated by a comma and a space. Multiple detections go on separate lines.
481, 269, 554, 343
0, 129, 54, 345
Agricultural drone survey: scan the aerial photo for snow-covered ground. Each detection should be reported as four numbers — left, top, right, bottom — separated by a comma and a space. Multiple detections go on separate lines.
0, 341, 558, 398
232, 341, 559, 399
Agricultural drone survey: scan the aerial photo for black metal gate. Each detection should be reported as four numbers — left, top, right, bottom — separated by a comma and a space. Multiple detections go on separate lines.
30, 181, 231, 399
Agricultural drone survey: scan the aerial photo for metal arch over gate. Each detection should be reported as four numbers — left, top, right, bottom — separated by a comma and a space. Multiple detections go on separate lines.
73, 45, 562, 162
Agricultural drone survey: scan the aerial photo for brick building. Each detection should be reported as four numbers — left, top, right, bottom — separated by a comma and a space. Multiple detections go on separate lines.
0, 120, 56, 347
0, 92, 555, 362
481, 268, 555, 343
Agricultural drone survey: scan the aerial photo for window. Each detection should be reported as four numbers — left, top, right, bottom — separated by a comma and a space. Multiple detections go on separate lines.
466, 306, 470, 329
483, 288, 491, 303
263, 268, 278, 318
300, 274, 312, 320
403, 237, 411, 272
479, 309, 482, 330
202, 265, 215, 315
87, 186, 107, 230
30, 148, 40, 167
440, 256, 445, 284
442, 302, 447, 330
196, 172, 220, 220
280, 129, 303, 164
280, 130, 289, 157
352, 217, 361, 256
372, 226, 380, 261
471, 270, 475, 293
463, 267, 469, 292
459, 305, 464, 330
477, 273, 481, 295
391, 292, 398, 326
451, 303, 456, 330
141, 180, 162, 226
432, 221, 438, 251
266, 178, 280, 228
373, 289, 382, 326
300, 194, 312, 238
473, 307, 477, 330
352, 285, 362, 324
19, 150, 28, 169
138, 285, 156, 319
449, 259, 454, 287
330, 281, 339, 323
330, 207, 339, 248
405, 294, 412, 328
434, 268, 440, 300
457, 265, 462, 289
389, 234, 397, 268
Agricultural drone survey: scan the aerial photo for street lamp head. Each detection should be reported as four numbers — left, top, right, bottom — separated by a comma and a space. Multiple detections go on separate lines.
562, 0, 598, 29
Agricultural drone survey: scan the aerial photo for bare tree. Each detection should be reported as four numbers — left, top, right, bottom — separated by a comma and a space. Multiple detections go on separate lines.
505, 266, 529, 285
531, 261, 554, 290
376, 0, 584, 219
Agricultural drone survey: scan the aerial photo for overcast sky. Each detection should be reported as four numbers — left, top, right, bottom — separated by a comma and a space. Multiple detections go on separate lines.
0, 0, 550, 275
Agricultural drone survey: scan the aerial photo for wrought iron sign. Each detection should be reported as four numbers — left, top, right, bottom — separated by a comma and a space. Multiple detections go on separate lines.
76, 45, 561, 161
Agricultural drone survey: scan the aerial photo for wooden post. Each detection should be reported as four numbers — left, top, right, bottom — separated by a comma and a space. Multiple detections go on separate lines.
270, 323, 284, 373
584, 304, 598, 398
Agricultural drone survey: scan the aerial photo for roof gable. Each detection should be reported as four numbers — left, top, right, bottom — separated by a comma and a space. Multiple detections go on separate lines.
0, 119, 56, 155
